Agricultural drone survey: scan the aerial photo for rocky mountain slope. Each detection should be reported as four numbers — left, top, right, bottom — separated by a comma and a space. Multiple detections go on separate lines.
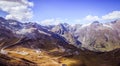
0, 17, 79, 55
48, 21, 120, 52
0, 17, 120, 52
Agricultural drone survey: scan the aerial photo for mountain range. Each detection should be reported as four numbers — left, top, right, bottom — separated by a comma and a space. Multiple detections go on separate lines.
0, 17, 120, 66
0, 17, 120, 52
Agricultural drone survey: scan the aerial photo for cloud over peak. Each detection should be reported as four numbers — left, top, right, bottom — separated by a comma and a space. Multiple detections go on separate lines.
0, 0, 34, 22
83, 11, 120, 22
84, 15, 100, 21
102, 11, 120, 20
41, 18, 64, 25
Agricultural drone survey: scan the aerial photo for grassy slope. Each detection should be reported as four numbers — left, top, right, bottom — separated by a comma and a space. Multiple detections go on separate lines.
0, 46, 120, 66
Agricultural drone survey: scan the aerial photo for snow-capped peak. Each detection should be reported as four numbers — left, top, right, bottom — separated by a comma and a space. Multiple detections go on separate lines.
81, 23, 91, 28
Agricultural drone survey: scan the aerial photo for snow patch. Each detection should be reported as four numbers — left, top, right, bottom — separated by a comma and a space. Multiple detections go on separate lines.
103, 24, 113, 29
16, 27, 36, 34
9, 22, 17, 25
81, 23, 91, 28
38, 30, 51, 36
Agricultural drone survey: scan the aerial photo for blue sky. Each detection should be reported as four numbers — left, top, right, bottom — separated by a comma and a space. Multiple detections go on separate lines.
0, 0, 120, 25
32, 0, 120, 19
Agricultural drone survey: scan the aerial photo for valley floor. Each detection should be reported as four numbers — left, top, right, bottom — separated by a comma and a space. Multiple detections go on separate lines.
0, 46, 120, 66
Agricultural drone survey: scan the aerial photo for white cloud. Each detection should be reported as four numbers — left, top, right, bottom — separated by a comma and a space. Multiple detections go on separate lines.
76, 11, 120, 24
0, 0, 34, 22
84, 15, 100, 21
40, 11, 120, 25
41, 18, 63, 25
102, 11, 120, 20
41, 19, 54, 25
84, 11, 120, 21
